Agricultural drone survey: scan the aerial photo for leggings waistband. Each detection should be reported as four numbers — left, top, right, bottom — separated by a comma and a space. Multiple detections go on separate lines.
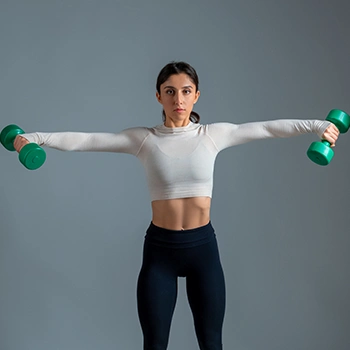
145, 221, 215, 248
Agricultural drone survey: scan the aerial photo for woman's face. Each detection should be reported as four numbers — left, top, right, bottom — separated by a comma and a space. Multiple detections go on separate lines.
156, 73, 200, 127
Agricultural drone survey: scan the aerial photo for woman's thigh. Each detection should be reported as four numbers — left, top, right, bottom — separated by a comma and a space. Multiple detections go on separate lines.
137, 244, 178, 349
186, 239, 226, 349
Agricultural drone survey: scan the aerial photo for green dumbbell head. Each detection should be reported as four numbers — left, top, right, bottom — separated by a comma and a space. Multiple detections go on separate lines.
1, 124, 46, 170
307, 140, 334, 166
0, 124, 25, 151
19, 143, 46, 170
326, 109, 350, 133
307, 109, 350, 166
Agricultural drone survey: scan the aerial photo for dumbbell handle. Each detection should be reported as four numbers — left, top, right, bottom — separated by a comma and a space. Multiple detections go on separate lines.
321, 140, 331, 147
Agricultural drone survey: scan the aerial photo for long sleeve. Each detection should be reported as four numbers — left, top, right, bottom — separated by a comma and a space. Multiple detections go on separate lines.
20, 127, 151, 155
207, 119, 330, 151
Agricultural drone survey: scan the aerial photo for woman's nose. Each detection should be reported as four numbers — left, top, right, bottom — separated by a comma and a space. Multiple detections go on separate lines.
174, 93, 183, 104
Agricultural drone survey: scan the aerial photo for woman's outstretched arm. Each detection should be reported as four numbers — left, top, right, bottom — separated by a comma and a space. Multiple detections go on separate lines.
207, 119, 339, 151
14, 127, 150, 155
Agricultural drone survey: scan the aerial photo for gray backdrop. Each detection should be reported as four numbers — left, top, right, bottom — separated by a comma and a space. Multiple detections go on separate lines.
1, 0, 349, 349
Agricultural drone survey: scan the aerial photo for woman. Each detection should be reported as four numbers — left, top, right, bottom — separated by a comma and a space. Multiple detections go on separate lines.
14, 61, 339, 350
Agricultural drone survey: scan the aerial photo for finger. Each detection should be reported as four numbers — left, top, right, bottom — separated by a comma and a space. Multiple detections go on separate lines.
325, 127, 340, 139
328, 137, 337, 147
14, 136, 28, 152
327, 124, 340, 135
328, 131, 339, 141
13, 138, 21, 151
14, 137, 22, 149
331, 126, 340, 136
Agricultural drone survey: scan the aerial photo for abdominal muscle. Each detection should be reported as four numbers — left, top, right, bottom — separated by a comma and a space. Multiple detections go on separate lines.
151, 196, 211, 230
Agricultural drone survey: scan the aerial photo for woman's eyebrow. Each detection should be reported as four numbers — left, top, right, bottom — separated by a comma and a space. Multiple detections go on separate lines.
163, 85, 193, 90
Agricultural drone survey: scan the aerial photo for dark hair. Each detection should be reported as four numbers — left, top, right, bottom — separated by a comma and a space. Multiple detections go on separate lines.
156, 61, 200, 123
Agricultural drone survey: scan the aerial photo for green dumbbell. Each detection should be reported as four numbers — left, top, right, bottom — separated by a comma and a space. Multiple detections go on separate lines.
307, 109, 350, 166
0, 124, 46, 170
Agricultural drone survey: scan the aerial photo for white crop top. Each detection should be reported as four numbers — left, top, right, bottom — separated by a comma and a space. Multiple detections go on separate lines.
22, 119, 330, 201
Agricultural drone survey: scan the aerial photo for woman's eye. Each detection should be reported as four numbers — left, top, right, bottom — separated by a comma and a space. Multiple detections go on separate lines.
183, 90, 191, 94
166, 90, 174, 94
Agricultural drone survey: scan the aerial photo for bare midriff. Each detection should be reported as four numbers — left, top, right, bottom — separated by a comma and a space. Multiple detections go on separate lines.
151, 196, 211, 230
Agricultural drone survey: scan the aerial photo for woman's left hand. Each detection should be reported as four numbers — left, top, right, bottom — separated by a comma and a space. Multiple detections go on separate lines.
322, 123, 340, 147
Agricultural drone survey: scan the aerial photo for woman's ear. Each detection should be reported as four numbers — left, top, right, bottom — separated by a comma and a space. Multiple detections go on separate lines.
194, 90, 200, 104
156, 91, 162, 104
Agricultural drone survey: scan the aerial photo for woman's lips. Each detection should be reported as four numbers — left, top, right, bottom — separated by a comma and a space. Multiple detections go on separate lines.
175, 108, 185, 112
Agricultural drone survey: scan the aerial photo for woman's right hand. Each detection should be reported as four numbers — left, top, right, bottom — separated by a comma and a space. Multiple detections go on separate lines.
14, 135, 30, 153
321, 123, 340, 147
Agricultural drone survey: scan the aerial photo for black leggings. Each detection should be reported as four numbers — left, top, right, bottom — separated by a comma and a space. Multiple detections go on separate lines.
137, 222, 226, 350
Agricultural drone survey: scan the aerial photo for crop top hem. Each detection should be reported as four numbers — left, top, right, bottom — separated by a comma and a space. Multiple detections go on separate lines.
150, 189, 213, 202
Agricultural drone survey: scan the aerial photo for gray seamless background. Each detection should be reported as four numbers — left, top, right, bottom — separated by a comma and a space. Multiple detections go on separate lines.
1, 1, 349, 349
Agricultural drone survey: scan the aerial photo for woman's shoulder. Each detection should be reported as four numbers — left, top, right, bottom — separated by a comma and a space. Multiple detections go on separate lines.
121, 125, 154, 135
201, 122, 238, 132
